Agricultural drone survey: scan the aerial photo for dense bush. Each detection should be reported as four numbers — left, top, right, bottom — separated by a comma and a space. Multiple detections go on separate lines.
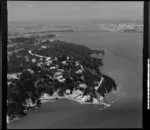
97, 74, 117, 97
7, 102, 26, 119
7, 38, 117, 120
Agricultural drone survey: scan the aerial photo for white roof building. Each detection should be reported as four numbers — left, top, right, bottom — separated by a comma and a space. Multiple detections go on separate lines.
54, 57, 58, 61
25, 57, 29, 62
76, 69, 83, 74
67, 56, 70, 60
28, 50, 32, 54
7, 73, 21, 79
37, 62, 43, 67
58, 78, 65, 83
79, 83, 87, 89
55, 72, 62, 77
45, 57, 51, 61
81, 95, 90, 102
56, 75, 63, 79
50, 66, 56, 70
41, 46, 47, 49
66, 89, 71, 94
62, 61, 67, 65
75, 61, 80, 66
45, 61, 52, 66
32, 59, 36, 63
27, 69, 34, 74
39, 58, 43, 61
57, 69, 64, 72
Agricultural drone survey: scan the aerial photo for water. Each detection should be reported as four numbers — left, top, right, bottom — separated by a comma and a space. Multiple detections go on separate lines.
7, 31, 143, 128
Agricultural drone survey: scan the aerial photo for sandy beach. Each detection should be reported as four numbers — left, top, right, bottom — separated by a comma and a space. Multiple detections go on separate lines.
7, 32, 143, 128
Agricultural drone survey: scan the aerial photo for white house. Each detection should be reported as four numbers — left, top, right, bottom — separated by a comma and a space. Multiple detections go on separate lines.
32, 59, 36, 63
37, 62, 43, 67
67, 56, 70, 60
81, 95, 90, 102
75, 61, 80, 66
62, 60, 67, 65
66, 89, 71, 95
39, 58, 43, 61
55, 72, 62, 77
7, 73, 21, 79
45, 57, 51, 61
76, 69, 83, 74
50, 66, 56, 70
54, 57, 58, 61
41, 46, 47, 49
27, 69, 34, 74
79, 83, 87, 89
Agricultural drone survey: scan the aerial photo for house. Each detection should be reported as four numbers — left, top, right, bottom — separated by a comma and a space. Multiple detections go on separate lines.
25, 98, 36, 108
27, 69, 34, 74
58, 78, 65, 83
25, 57, 29, 62
76, 69, 83, 74
67, 56, 70, 60
50, 66, 56, 70
54, 57, 58, 61
62, 60, 67, 65
41, 46, 47, 49
48, 38, 55, 42
7, 82, 12, 85
41, 93, 51, 99
55, 71, 62, 77
39, 58, 43, 61
56, 75, 63, 80
75, 61, 80, 66
45, 57, 51, 61
32, 59, 36, 63
80, 65, 84, 70
79, 83, 87, 89
57, 69, 64, 72
45, 61, 52, 66
7, 73, 21, 79
66, 89, 71, 95
28, 50, 32, 54
81, 95, 90, 102
37, 62, 43, 67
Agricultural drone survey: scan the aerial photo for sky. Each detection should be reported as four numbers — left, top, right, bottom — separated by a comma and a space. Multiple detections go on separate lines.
7, 1, 143, 22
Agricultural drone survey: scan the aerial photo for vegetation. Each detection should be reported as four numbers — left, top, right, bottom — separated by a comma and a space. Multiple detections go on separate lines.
7, 37, 117, 121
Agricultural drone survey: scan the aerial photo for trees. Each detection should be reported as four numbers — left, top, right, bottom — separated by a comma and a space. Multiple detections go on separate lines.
7, 80, 27, 119
7, 37, 117, 120
83, 70, 95, 88
97, 74, 117, 97
7, 70, 42, 119
65, 77, 74, 92
7, 102, 26, 119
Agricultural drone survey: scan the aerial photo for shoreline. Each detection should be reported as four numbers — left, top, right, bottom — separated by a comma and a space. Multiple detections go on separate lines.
7, 92, 112, 124
7, 31, 142, 128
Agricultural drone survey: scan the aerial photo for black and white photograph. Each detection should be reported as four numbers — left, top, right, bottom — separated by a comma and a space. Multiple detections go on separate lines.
6, 1, 144, 128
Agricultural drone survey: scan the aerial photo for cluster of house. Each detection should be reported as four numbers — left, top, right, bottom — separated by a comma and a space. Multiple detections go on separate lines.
8, 30, 57, 48
99, 23, 143, 32
7, 47, 108, 119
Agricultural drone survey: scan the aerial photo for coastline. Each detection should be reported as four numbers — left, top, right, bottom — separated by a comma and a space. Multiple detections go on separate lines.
7, 91, 112, 124
7, 31, 142, 128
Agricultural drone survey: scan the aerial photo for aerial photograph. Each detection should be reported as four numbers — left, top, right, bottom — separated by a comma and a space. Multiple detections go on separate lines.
7, 1, 143, 128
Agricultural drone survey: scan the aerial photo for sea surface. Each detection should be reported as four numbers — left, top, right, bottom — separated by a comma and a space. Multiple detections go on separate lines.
7, 31, 143, 128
